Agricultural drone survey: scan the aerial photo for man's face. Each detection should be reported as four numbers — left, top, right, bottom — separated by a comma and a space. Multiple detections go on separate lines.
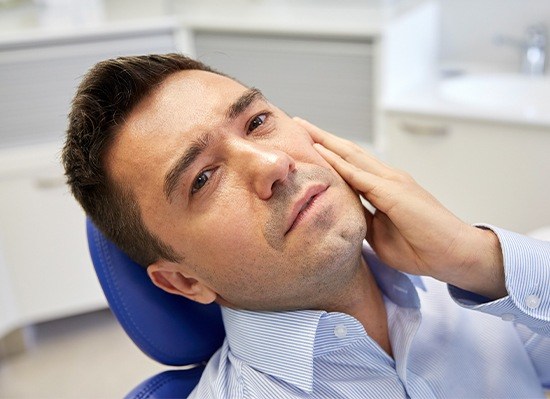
106, 70, 366, 310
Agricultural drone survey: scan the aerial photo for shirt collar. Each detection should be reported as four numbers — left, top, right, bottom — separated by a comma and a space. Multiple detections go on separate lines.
362, 243, 426, 308
222, 307, 323, 392
221, 242, 426, 393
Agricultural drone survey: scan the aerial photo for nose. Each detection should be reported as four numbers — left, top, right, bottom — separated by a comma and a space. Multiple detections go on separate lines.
229, 139, 296, 200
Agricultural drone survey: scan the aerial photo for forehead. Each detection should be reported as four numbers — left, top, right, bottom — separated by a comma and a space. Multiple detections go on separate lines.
126, 69, 248, 135
104, 70, 248, 189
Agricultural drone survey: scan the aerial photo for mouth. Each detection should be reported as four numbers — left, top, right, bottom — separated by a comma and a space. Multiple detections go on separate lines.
285, 184, 329, 235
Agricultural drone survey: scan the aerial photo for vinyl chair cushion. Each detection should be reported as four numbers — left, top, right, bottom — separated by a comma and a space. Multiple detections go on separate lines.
86, 218, 225, 366
124, 368, 205, 399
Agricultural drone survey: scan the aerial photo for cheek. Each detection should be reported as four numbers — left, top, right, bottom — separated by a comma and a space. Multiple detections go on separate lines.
190, 196, 261, 258
277, 121, 332, 168
306, 145, 334, 169
293, 136, 335, 171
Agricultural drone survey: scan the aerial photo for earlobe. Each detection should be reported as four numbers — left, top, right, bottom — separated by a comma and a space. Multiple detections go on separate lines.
147, 261, 217, 305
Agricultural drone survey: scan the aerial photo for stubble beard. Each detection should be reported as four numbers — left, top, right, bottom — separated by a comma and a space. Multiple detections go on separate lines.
256, 164, 367, 311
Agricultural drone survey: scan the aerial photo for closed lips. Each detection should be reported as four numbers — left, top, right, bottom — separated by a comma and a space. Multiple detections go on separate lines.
285, 184, 328, 235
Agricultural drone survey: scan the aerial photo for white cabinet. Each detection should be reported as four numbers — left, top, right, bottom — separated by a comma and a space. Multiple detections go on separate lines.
385, 113, 550, 234
0, 20, 181, 340
0, 144, 105, 329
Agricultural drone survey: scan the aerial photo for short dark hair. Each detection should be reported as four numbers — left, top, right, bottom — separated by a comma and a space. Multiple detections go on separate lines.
62, 53, 222, 267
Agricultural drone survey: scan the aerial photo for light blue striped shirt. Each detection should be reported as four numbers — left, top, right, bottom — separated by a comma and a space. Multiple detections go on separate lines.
190, 226, 550, 398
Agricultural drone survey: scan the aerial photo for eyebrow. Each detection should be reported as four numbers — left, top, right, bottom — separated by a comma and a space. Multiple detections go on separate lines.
163, 87, 266, 202
225, 87, 265, 121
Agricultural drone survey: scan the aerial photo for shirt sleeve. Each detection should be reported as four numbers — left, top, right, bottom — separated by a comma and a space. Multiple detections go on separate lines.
448, 225, 550, 335
448, 225, 550, 388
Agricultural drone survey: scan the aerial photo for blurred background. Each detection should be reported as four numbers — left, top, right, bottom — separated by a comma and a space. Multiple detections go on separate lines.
0, 0, 549, 397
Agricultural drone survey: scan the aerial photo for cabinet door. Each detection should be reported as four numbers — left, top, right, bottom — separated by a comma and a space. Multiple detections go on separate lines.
0, 157, 105, 324
0, 29, 177, 148
385, 114, 550, 234
194, 31, 375, 146
0, 253, 17, 338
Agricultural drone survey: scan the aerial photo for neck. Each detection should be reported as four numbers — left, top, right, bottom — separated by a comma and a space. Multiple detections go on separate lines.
327, 258, 393, 357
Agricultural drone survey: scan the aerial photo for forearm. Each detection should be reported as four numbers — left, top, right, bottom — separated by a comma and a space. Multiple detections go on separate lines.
435, 225, 507, 300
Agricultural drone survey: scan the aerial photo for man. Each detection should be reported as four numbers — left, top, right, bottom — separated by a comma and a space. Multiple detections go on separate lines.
63, 53, 550, 398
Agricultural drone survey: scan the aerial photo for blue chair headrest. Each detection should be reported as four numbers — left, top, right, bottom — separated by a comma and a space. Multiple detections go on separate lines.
86, 218, 225, 366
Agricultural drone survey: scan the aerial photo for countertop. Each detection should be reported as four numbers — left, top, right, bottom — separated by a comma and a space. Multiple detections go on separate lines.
0, 17, 179, 49
381, 63, 550, 128
0, 0, 425, 47
176, 1, 415, 38
383, 79, 550, 128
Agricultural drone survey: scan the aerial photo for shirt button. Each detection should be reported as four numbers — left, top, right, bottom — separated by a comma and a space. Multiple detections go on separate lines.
501, 313, 516, 322
525, 295, 541, 309
334, 324, 347, 338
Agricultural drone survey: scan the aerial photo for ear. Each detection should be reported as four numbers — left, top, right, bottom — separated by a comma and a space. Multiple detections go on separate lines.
147, 260, 217, 305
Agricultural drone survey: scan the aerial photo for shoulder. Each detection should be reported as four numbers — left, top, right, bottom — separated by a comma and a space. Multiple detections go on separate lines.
189, 339, 302, 399
188, 341, 245, 399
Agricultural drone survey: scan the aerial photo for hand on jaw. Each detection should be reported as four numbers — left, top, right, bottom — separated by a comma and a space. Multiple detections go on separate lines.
295, 117, 507, 300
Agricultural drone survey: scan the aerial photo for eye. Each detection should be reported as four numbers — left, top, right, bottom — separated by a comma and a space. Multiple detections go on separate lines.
191, 169, 213, 194
247, 113, 267, 133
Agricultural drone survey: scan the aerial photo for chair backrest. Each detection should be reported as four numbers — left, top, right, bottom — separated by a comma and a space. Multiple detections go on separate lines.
124, 368, 207, 399
86, 218, 225, 395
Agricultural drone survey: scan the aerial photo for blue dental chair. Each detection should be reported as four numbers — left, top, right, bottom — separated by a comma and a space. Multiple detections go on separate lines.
86, 218, 225, 398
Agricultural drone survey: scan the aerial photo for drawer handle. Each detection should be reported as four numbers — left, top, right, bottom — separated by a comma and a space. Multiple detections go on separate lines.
35, 176, 66, 189
400, 122, 449, 136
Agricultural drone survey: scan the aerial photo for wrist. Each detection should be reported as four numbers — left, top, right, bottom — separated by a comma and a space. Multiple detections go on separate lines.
447, 226, 507, 300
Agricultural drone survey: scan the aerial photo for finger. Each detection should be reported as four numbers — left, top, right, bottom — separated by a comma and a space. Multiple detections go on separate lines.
366, 210, 415, 270
364, 206, 374, 240
294, 116, 357, 154
295, 117, 391, 177
313, 143, 379, 195
314, 143, 401, 216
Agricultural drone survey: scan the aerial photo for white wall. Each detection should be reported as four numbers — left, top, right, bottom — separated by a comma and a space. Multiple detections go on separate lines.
439, 0, 550, 72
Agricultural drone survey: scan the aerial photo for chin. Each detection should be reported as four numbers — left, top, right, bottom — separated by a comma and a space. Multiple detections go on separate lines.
341, 189, 367, 233
316, 214, 365, 272
338, 197, 367, 250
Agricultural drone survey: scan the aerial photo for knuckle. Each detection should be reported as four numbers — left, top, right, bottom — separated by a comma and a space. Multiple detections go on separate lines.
388, 169, 414, 184
342, 143, 365, 163
345, 167, 360, 182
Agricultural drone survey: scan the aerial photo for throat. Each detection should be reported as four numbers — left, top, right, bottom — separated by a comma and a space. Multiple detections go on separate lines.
330, 258, 393, 358
365, 298, 393, 358
357, 286, 393, 357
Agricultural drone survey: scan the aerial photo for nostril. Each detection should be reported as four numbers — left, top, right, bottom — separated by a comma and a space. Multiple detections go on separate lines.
258, 153, 295, 200
289, 157, 297, 173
